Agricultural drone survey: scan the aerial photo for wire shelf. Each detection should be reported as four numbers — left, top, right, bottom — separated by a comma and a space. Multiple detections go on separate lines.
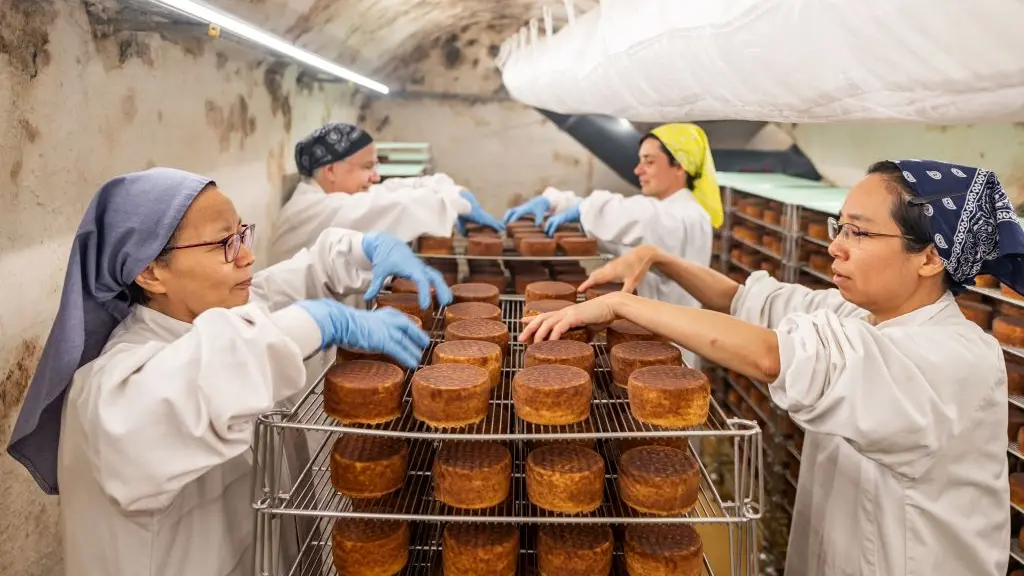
282, 518, 720, 576
266, 299, 755, 443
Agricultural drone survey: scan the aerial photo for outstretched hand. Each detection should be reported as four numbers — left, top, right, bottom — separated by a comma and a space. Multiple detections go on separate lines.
578, 245, 661, 295
519, 294, 622, 343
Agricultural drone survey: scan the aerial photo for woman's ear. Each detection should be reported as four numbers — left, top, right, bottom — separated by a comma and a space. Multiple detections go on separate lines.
919, 245, 947, 279
134, 262, 169, 296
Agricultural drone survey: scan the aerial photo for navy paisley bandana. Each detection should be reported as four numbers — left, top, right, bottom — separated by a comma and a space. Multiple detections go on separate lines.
895, 159, 1024, 294
294, 123, 374, 177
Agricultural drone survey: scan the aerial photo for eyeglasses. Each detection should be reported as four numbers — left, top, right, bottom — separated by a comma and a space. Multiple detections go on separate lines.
167, 224, 255, 263
826, 217, 910, 246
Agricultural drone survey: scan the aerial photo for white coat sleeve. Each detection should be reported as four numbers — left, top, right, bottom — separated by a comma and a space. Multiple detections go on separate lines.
371, 173, 459, 194
770, 310, 1004, 479
323, 187, 470, 242
78, 303, 321, 512
730, 271, 864, 329
541, 187, 583, 213
251, 228, 374, 311
575, 190, 664, 247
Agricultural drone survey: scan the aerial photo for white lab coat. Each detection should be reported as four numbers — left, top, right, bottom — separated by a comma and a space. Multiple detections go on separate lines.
543, 187, 713, 367
57, 228, 374, 576
268, 178, 470, 266
732, 271, 1009, 576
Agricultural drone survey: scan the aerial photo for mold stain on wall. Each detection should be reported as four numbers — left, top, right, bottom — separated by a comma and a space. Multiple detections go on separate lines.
0, 0, 56, 79
204, 95, 258, 152
0, 338, 42, 433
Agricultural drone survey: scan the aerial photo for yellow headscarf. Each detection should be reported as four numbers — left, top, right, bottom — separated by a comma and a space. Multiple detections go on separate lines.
649, 123, 723, 229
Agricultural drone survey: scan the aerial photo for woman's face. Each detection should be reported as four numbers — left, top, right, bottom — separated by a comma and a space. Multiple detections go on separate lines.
319, 144, 380, 193
634, 138, 685, 198
828, 173, 945, 320
135, 186, 255, 323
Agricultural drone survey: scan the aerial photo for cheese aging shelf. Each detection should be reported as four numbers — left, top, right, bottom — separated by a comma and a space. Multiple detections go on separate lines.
714, 171, 1024, 574
252, 295, 765, 576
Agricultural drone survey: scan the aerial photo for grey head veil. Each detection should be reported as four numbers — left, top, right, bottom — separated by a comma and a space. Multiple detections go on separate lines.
7, 167, 212, 494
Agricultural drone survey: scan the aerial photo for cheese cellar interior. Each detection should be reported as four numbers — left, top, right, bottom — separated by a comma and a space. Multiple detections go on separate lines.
252, 227, 764, 575
4, 2, 1023, 575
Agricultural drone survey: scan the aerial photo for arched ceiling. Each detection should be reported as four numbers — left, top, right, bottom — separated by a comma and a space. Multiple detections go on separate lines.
207, 0, 599, 86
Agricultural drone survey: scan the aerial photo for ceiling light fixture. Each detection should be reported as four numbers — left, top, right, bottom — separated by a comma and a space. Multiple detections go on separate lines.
146, 0, 389, 94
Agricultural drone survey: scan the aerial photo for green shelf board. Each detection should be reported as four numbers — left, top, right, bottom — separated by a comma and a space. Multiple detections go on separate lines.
377, 164, 429, 178
718, 172, 849, 215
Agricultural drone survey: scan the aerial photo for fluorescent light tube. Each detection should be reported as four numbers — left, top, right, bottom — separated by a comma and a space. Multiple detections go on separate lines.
146, 0, 389, 94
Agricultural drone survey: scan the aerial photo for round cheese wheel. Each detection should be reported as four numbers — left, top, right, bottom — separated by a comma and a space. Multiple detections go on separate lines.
412, 363, 490, 428
624, 524, 703, 576
431, 339, 503, 389
330, 435, 408, 498
524, 339, 595, 375
618, 445, 700, 514
331, 519, 409, 576
520, 237, 558, 257
325, 360, 405, 424
467, 236, 504, 257
451, 282, 501, 306
627, 365, 711, 428
433, 441, 511, 509
445, 302, 502, 325
417, 235, 454, 255
610, 341, 683, 387
537, 525, 613, 576
445, 319, 510, 351
993, 315, 1024, 347
512, 364, 592, 425
559, 237, 598, 256
607, 319, 662, 352
442, 523, 519, 576
525, 445, 604, 513
375, 292, 433, 327
525, 281, 577, 304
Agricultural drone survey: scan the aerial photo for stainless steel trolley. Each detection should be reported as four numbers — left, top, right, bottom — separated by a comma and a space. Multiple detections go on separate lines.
252, 250, 763, 576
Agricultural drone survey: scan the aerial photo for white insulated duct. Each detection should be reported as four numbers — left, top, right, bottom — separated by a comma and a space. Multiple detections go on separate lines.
500, 0, 1024, 123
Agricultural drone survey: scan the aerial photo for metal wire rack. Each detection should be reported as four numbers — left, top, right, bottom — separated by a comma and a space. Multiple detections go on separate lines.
254, 296, 763, 575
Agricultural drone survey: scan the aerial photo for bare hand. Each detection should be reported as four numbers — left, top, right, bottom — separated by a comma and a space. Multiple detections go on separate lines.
519, 294, 623, 343
578, 245, 660, 295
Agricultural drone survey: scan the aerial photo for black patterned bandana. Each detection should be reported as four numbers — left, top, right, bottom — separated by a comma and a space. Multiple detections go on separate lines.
294, 123, 374, 177
895, 159, 1024, 293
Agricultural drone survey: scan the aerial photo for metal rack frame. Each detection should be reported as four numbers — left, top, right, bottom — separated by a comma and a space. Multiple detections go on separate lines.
253, 296, 764, 576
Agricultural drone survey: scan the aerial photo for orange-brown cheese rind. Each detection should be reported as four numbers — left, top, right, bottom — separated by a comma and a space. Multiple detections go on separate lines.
444, 319, 511, 351
466, 237, 504, 257
537, 524, 613, 576
525, 280, 578, 303
331, 519, 409, 576
325, 360, 405, 424
610, 340, 683, 387
525, 445, 604, 513
412, 363, 491, 427
559, 237, 598, 256
607, 319, 663, 352
1012, 472, 1024, 508
375, 291, 433, 327
417, 235, 454, 255
618, 446, 700, 515
433, 441, 512, 509
993, 315, 1024, 347
520, 237, 558, 257
451, 282, 501, 306
330, 435, 408, 498
445, 301, 502, 325
625, 524, 702, 576
627, 365, 711, 428
431, 339, 503, 390
512, 364, 592, 425
957, 300, 993, 330
442, 523, 519, 576
524, 339, 595, 375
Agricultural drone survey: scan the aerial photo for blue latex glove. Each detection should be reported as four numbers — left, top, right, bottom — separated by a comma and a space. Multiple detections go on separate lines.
544, 203, 582, 236
457, 190, 505, 236
295, 300, 429, 369
362, 232, 453, 309
502, 196, 551, 226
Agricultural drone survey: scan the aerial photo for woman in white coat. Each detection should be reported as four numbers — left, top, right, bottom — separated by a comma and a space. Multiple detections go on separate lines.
270, 122, 504, 265
6, 167, 444, 576
505, 122, 721, 366
522, 159, 1015, 576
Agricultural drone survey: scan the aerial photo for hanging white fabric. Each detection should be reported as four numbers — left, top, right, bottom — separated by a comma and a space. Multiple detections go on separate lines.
500, 0, 1024, 123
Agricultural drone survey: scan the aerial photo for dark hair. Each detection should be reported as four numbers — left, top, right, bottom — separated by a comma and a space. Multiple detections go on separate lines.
866, 160, 952, 287
640, 134, 693, 190
126, 229, 178, 305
